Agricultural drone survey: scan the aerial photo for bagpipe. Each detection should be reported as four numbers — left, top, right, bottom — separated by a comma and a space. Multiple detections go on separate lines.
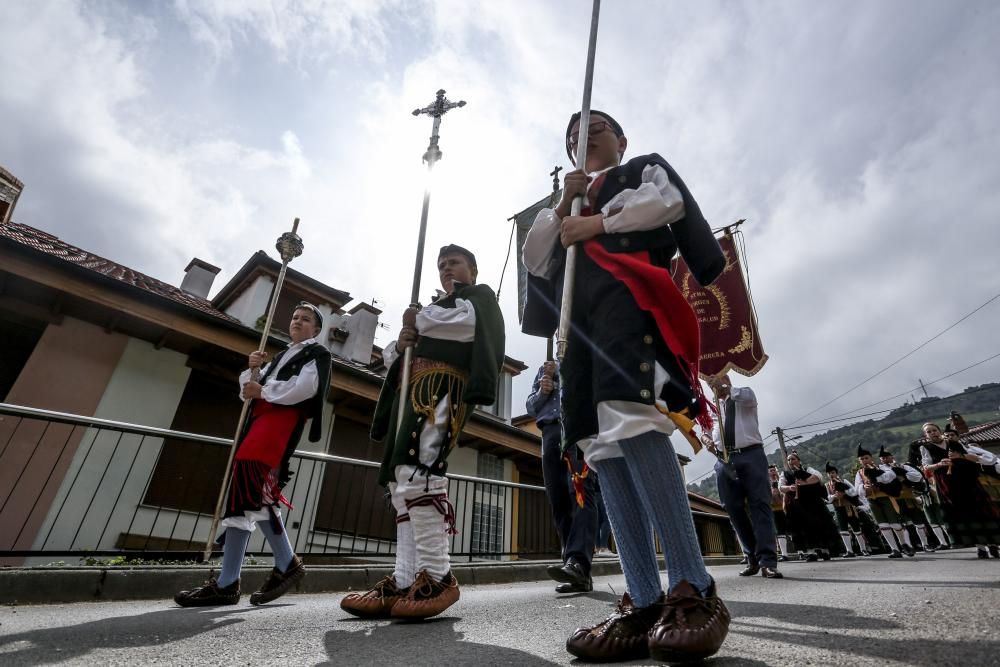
862, 463, 902, 497
891, 465, 928, 494
832, 479, 862, 507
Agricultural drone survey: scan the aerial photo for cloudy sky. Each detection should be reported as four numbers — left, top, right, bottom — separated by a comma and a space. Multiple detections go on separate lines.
4, 0, 999, 483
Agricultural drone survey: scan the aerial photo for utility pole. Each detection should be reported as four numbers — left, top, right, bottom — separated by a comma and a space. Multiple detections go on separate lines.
774, 426, 790, 470
918, 378, 929, 399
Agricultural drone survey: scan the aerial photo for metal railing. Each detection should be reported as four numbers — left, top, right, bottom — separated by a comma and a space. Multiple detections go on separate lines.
0, 402, 739, 563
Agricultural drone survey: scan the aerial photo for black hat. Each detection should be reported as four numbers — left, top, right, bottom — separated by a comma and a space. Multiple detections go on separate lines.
946, 439, 967, 455
294, 301, 324, 330
438, 244, 477, 268
879, 445, 892, 459
565, 109, 625, 162
857, 443, 872, 458
825, 461, 838, 474
944, 423, 955, 433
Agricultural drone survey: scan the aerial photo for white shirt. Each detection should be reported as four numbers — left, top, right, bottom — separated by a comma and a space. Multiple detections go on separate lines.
239, 337, 321, 405
522, 163, 686, 279
382, 295, 477, 367
710, 387, 764, 449
853, 464, 898, 503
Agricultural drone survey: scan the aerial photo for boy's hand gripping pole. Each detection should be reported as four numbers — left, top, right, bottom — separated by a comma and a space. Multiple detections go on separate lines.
556, 0, 601, 362
202, 218, 304, 563
397, 90, 466, 435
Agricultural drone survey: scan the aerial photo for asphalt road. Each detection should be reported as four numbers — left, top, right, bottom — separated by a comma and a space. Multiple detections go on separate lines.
2, 549, 998, 666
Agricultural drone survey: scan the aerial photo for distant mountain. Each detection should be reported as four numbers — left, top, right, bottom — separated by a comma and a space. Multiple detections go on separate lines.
687, 382, 1000, 501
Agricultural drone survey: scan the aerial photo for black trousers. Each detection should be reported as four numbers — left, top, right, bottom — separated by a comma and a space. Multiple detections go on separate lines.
540, 422, 597, 573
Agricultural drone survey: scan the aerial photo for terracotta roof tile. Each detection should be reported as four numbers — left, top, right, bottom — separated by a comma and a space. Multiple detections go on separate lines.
1, 222, 239, 323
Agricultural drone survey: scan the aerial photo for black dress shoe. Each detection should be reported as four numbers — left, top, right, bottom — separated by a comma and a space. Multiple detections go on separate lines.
989, 545, 1000, 559
738, 564, 760, 577
760, 567, 784, 579
777, 555, 789, 562
900, 544, 915, 557
936, 544, 950, 551
888, 550, 903, 559
739, 556, 749, 565
804, 553, 818, 563
548, 560, 590, 587
977, 548, 990, 559
556, 579, 593, 593
841, 551, 856, 558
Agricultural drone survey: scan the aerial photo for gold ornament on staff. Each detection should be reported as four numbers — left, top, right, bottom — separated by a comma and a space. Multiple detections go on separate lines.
202, 218, 304, 563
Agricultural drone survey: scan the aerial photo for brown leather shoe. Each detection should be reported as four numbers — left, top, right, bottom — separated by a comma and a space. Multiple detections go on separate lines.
565, 592, 664, 662
250, 555, 306, 605
174, 578, 240, 607
648, 579, 730, 663
340, 575, 408, 618
390, 570, 460, 620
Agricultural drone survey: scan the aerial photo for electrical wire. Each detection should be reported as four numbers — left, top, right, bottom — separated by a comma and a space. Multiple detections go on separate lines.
789, 351, 1000, 427
786, 290, 1000, 427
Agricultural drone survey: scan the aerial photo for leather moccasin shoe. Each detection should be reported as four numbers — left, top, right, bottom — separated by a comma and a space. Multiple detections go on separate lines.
648, 579, 730, 664
390, 570, 460, 620
565, 592, 663, 662
761, 567, 783, 579
250, 555, 306, 605
340, 575, 408, 619
174, 578, 240, 607
738, 564, 760, 577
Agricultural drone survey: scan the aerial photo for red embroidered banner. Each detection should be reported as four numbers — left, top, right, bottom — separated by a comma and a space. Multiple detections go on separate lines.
671, 233, 767, 378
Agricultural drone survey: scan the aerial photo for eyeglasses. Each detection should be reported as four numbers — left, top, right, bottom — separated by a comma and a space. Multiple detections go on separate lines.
567, 120, 612, 149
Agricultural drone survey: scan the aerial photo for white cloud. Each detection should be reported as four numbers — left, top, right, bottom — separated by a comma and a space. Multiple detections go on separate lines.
4, 0, 1000, 486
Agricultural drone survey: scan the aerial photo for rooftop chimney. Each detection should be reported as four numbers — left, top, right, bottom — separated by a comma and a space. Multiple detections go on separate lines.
329, 301, 382, 364
0, 165, 24, 225
180, 258, 222, 299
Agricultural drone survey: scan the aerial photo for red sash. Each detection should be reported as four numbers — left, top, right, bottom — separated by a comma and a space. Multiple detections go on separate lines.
235, 399, 304, 468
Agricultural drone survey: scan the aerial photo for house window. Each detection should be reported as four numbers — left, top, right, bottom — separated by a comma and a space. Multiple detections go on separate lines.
476, 452, 504, 480
471, 501, 503, 558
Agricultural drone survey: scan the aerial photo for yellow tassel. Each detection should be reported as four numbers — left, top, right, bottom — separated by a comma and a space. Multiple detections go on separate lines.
656, 405, 703, 454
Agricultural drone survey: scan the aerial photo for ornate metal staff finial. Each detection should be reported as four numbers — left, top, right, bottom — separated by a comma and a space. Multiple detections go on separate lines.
275, 218, 304, 262
412, 89, 466, 165
550, 165, 563, 193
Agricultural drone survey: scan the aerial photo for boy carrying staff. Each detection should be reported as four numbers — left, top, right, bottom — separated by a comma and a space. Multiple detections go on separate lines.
340, 245, 504, 620
522, 110, 729, 663
175, 303, 331, 607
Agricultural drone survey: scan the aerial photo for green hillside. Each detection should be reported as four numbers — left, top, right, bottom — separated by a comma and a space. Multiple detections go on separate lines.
687, 382, 1000, 501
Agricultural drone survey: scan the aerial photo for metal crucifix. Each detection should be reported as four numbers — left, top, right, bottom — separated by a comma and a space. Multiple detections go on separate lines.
396, 89, 466, 434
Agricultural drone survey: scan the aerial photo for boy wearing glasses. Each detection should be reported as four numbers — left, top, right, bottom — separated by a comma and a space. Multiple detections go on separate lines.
522, 110, 729, 663
175, 303, 332, 607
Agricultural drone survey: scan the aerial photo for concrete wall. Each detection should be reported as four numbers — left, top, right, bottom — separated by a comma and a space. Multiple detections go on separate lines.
30, 337, 192, 553
0, 317, 127, 556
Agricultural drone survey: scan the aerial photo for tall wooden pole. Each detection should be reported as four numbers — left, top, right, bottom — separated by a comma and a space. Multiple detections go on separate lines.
202, 219, 304, 562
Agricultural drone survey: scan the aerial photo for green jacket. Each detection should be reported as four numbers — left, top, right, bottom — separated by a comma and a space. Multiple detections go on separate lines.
372, 283, 505, 485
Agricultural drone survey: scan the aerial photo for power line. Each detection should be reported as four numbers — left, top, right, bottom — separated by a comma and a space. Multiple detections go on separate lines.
780, 382, 1000, 441
786, 290, 1000, 427
795, 350, 1000, 426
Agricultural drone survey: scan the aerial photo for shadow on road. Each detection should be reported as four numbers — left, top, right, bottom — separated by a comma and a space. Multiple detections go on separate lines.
727, 599, 1000, 666
779, 576, 1000, 589
320, 616, 560, 666
0, 606, 259, 665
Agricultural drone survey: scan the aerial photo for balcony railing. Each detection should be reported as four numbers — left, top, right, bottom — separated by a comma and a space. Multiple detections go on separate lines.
0, 402, 738, 563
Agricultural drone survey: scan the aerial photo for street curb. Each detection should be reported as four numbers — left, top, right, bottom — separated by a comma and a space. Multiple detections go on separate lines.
0, 557, 741, 606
